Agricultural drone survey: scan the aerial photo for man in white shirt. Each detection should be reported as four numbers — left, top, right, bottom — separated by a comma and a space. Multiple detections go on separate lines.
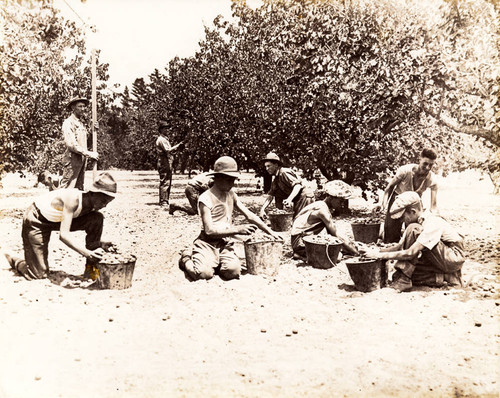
364, 191, 465, 292
4, 172, 116, 281
156, 120, 183, 209
60, 97, 99, 190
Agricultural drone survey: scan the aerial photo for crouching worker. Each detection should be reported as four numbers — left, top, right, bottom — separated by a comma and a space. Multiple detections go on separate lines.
4, 172, 117, 281
169, 172, 214, 215
291, 180, 359, 260
179, 156, 282, 281
362, 191, 465, 292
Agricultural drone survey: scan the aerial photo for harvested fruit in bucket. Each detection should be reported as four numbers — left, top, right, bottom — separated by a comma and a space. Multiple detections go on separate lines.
268, 208, 293, 215
304, 235, 342, 245
99, 246, 135, 264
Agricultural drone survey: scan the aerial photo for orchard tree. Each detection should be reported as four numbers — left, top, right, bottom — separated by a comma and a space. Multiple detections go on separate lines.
0, 0, 114, 176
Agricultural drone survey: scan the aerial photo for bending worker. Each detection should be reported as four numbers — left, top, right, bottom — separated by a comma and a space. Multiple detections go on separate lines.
291, 180, 358, 260
179, 156, 281, 281
376, 148, 439, 243
363, 191, 465, 292
169, 172, 213, 215
4, 172, 117, 281
259, 152, 314, 219
60, 97, 99, 190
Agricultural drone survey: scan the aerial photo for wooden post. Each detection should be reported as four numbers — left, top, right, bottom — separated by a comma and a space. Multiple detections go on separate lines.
91, 47, 97, 178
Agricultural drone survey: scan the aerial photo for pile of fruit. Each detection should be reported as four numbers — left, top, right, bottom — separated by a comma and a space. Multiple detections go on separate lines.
268, 208, 293, 215
100, 246, 135, 264
246, 231, 283, 244
303, 235, 342, 245
352, 217, 382, 225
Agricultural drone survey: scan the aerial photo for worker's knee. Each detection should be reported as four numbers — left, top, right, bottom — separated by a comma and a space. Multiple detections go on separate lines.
196, 267, 215, 280
87, 211, 104, 225
218, 258, 241, 280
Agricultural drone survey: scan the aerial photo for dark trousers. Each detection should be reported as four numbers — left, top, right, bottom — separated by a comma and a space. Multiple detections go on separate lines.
60, 151, 86, 190
14, 203, 104, 279
384, 192, 403, 243
158, 165, 172, 205
395, 223, 465, 283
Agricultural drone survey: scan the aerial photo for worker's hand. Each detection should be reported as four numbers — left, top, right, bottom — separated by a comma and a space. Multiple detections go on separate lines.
283, 199, 293, 208
100, 241, 115, 252
86, 248, 105, 262
259, 210, 268, 220
359, 245, 380, 259
87, 151, 99, 161
94, 121, 100, 130
237, 224, 258, 235
372, 205, 383, 214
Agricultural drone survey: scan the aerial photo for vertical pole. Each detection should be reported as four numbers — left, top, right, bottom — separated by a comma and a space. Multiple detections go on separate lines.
91, 47, 97, 178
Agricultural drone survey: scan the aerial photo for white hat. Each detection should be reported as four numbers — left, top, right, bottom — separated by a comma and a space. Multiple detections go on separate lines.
389, 191, 421, 219
323, 180, 355, 199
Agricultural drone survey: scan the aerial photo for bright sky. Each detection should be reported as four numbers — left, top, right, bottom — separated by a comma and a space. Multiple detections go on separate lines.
53, 0, 250, 91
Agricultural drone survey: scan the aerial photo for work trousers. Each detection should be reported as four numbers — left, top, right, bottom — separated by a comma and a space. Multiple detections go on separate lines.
60, 151, 86, 190
158, 164, 172, 205
184, 233, 241, 281
395, 223, 465, 286
384, 192, 404, 243
14, 203, 104, 279
291, 234, 306, 257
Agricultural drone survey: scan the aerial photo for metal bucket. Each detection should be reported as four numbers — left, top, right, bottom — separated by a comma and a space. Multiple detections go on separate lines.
268, 212, 294, 232
244, 240, 283, 276
345, 257, 388, 292
302, 236, 342, 269
97, 256, 136, 290
351, 222, 381, 243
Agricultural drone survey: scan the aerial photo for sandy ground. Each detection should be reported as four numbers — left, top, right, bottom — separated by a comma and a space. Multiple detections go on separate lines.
0, 170, 498, 398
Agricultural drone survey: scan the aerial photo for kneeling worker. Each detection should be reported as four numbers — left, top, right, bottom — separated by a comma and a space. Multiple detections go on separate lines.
179, 156, 281, 281
362, 191, 465, 292
291, 180, 359, 259
4, 172, 117, 281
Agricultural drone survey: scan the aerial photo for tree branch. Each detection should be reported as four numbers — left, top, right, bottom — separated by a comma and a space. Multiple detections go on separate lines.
423, 107, 500, 147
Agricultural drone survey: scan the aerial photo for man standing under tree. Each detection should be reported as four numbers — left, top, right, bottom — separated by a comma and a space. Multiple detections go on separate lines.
156, 120, 183, 209
375, 148, 439, 243
60, 97, 99, 190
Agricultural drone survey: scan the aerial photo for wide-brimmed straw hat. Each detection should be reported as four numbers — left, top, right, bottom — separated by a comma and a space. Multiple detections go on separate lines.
323, 180, 356, 199
88, 172, 117, 197
207, 156, 240, 178
389, 191, 421, 219
66, 97, 89, 109
263, 152, 282, 164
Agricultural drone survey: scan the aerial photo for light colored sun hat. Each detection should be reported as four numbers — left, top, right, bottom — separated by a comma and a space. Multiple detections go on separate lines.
323, 180, 355, 199
66, 97, 89, 109
88, 172, 117, 197
207, 156, 240, 178
389, 191, 421, 219
263, 152, 282, 164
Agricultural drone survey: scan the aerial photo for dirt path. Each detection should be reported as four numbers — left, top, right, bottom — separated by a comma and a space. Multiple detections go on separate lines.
0, 170, 498, 398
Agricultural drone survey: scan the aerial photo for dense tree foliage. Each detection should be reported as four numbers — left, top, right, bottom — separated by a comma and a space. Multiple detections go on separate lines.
1, 0, 498, 194
111, 0, 497, 194
0, 0, 115, 175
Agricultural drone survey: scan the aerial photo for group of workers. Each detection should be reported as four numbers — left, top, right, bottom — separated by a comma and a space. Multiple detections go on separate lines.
4, 98, 466, 293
